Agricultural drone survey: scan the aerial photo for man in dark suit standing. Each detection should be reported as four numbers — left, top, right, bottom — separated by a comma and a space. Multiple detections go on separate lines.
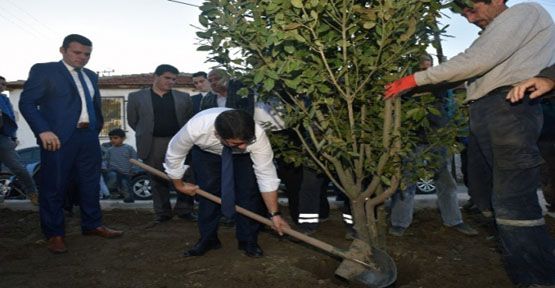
127, 65, 194, 224
19, 34, 123, 254
191, 71, 211, 114
200, 69, 255, 116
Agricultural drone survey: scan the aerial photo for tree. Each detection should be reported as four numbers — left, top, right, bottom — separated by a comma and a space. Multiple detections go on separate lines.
196, 0, 457, 247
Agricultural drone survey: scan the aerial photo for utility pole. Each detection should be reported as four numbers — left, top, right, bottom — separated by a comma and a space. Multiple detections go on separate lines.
167, 0, 199, 7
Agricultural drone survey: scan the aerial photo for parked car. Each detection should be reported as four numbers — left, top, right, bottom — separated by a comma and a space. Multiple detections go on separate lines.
0, 146, 41, 199
0, 145, 155, 201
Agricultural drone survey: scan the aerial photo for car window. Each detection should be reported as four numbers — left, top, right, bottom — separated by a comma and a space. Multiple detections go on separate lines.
16, 147, 41, 165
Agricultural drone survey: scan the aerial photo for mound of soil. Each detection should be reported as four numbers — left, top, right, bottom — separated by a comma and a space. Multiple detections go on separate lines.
0, 207, 553, 288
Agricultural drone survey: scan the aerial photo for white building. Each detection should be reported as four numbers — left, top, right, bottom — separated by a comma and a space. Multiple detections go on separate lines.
6, 73, 196, 149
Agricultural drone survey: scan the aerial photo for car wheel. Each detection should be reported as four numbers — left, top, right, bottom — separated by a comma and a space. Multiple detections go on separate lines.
0, 173, 26, 199
416, 178, 436, 194
131, 174, 152, 200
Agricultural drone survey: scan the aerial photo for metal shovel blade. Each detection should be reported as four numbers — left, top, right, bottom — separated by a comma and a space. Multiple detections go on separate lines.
335, 239, 397, 288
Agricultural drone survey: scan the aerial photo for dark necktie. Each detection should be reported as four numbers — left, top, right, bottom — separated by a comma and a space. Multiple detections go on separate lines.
220, 146, 236, 218
76, 69, 97, 130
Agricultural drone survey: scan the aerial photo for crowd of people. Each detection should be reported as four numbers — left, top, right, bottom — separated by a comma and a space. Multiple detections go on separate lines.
385, 0, 555, 286
0, 0, 553, 287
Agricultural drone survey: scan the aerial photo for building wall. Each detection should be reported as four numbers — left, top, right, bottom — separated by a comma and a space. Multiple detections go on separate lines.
9, 87, 195, 150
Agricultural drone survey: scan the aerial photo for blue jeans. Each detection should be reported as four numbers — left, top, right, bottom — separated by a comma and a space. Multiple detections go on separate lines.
390, 163, 462, 228
105, 170, 132, 199
0, 135, 37, 194
99, 174, 110, 198
469, 88, 555, 285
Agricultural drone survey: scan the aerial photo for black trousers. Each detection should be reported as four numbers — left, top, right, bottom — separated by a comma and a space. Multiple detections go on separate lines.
192, 147, 264, 244
468, 89, 555, 285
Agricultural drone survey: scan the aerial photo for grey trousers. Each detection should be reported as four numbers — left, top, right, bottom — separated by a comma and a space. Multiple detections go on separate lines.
0, 135, 37, 194
144, 137, 193, 218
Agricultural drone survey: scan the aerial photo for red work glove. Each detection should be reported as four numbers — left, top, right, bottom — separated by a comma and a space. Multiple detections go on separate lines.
384, 74, 417, 99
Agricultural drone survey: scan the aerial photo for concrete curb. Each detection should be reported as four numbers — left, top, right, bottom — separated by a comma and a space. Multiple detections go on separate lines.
1, 186, 548, 213
1, 186, 471, 211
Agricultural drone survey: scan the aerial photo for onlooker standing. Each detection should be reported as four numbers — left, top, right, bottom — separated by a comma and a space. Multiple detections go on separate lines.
191, 71, 212, 114
389, 54, 477, 237
105, 128, 137, 203
385, 1, 555, 285
0, 76, 38, 205
19, 34, 123, 254
200, 69, 255, 115
127, 64, 195, 223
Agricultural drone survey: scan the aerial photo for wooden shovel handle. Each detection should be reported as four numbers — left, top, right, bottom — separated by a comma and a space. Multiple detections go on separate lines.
129, 159, 370, 268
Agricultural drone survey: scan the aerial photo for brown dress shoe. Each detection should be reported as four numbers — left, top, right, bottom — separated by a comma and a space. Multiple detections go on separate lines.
83, 226, 123, 238
47, 236, 67, 254
28, 193, 39, 206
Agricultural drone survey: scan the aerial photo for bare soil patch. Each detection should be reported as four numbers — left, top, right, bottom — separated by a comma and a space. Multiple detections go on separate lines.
1, 207, 553, 288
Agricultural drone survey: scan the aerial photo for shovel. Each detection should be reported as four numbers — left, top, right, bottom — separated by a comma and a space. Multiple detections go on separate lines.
130, 159, 397, 288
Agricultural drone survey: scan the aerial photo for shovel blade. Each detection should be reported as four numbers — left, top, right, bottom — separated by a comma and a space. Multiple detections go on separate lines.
335, 239, 397, 288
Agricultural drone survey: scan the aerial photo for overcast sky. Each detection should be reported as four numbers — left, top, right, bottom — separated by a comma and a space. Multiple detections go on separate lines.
1, 0, 554, 81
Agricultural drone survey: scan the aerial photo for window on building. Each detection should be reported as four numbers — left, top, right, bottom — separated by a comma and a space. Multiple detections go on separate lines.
100, 97, 125, 138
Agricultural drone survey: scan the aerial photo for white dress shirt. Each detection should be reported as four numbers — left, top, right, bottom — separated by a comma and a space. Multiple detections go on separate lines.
164, 107, 281, 193
62, 61, 93, 124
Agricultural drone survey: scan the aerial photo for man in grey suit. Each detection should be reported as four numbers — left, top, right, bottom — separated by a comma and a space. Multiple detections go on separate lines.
127, 64, 194, 223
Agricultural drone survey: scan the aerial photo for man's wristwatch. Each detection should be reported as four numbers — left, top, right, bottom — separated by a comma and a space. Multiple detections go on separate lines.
268, 211, 282, 218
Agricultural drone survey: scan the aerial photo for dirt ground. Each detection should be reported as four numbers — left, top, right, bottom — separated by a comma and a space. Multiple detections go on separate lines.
1, 206, 553, 288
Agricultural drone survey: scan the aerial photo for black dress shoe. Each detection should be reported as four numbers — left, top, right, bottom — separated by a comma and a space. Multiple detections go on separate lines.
238, 241, 263, 258
220, 216, 235, 227
178, 212, 198, 222
183, 238, 221, 257
154, 215, 172, 223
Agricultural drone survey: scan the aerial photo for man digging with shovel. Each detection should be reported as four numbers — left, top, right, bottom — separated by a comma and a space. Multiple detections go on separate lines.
163, 107, 289, 257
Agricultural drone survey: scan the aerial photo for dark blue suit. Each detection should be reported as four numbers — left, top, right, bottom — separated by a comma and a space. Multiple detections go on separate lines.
19, 61, 104, 238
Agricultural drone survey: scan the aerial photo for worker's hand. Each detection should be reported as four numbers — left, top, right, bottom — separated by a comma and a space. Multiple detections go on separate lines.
384, 74, 417, 99
39, 131, 60, 151
270, 215, 290, 236
506, 77, 555, 103
172, 180, 199, 196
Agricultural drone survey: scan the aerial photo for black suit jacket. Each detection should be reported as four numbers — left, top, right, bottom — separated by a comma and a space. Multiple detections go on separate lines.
199, 79, 255, 115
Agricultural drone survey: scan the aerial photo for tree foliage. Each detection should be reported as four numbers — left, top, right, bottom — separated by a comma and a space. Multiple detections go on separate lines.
196, 0, 458, 244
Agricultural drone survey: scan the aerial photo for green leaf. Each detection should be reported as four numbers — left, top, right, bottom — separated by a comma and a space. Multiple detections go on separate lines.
284, 77, 301, 89
428, 107, 441, 116
284, 23, 303, 30
196, 45, 212, 51
263, 78, 275, 91
399, 18, 417, 42
363, 22, 376, 29
254, 69, 265, 84
380, 176, 392, 186
196, 31, 210, 39
310, 10, 318, 21
291, 0, 303, 9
